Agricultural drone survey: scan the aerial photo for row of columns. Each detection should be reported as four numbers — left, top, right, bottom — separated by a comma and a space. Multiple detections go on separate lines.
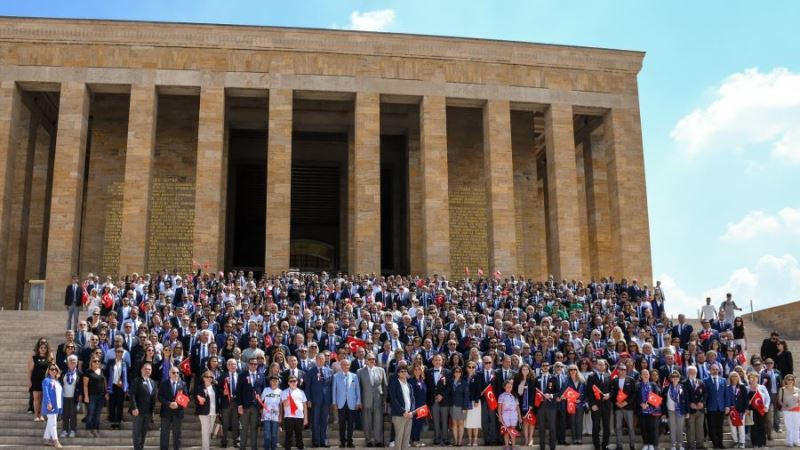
0, 81, 650, 308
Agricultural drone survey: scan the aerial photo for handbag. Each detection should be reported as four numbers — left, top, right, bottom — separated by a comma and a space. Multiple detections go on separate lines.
744, 410, 754, 426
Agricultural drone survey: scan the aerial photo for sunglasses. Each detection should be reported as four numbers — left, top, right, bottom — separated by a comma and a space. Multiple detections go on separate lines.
289, 379, 298, 383
203, 375, 213, 379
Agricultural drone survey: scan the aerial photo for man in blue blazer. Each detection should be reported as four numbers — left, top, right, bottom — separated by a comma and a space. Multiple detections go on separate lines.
237, 357, 266, 450
332, 358, 361, 448
307, 353, 334, 447
703, 363, 728, 449
389, 365, 415, 450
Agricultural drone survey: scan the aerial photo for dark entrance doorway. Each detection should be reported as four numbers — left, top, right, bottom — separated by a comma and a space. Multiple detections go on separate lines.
226, 129, 267, 273
290, 132, 347, 271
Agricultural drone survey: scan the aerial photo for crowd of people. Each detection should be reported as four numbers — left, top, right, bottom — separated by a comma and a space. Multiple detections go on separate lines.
27, 270, 799, 450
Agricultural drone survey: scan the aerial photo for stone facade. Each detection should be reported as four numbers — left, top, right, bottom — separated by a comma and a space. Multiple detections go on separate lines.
0, 17, 653, 309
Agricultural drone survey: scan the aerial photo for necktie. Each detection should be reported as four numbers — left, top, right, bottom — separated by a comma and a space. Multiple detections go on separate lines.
318, 370, 321, 382
542, 375, 548, 391
172, 381, 176, 396
146, 379, 152, 394
485, 371, 490, 384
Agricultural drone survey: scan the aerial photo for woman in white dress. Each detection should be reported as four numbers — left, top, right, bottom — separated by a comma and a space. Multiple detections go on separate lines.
465, 361, 482, 446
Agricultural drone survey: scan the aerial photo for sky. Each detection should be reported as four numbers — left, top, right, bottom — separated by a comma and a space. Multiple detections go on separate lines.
3, 1, 799, 316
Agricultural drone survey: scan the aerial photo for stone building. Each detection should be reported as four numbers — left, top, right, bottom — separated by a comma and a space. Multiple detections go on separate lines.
0, 17, 652, 309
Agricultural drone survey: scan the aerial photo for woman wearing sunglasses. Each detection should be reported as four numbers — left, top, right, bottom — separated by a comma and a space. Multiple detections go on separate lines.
42, 365, 63, 448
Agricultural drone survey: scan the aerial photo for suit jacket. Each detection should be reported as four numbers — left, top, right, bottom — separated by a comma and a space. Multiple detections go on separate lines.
759, 369, 783, 394
671, 323, 693, 347
280, 367, 306, 390
218, 370, 239, 408
306, 365, 334, 407
158, 378, 188, 418
320, 333, 342, 353
726, 383, 748, 412
389, 377, 415, 416
64, 284, 85, 307
426, 367, 451, 406
129, 377, 158, 415
662, 382, 690, 415
493, 367, 517, 395
194, 382, 223, 415
332, 370, 361, 409
703, 376, 728, 411
586, 371, 611, 408
535, 372, 564, 410
237, 371, 266, 409
357, 365, 387, 409
449, 377, 471, 409
684, 377, 706, 412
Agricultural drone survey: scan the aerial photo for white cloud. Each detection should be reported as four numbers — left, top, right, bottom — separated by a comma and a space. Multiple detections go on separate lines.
662, 254, 800, 317
721, 207, 800, 241
671, 67, 800, 164
347, 9, 395, 31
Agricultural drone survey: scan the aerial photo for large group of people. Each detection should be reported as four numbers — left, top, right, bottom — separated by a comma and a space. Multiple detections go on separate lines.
27, 269, 798, 450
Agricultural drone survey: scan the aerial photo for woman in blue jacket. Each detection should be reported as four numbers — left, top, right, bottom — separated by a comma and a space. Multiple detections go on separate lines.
42, 364, 63, 448
664, 369, 690, 450
449, 365, 471, 446
409, 364, 429, 447
635, 369, 662, 450
726, 371, 748, 448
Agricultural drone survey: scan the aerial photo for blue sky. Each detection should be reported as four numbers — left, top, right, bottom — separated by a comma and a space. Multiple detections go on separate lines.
3, 1, 799, 316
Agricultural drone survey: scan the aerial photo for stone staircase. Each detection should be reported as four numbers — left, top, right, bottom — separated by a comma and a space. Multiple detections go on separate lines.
0, 310, 793, 449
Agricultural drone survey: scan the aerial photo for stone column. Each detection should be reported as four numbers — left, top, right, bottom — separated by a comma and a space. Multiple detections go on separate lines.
0, 82, 25, 309
119, 84, 157, 276
419, 96, 450, 276
605, 106, 652, 285
193, 86, 226, 272
483, 99, 518, 275
347, 92, 381, 275
544, 103, 581, 280
406, 120, 424, 275
265, 89, 292, 275
585, 129, 614, 278
45, 82, 90, 309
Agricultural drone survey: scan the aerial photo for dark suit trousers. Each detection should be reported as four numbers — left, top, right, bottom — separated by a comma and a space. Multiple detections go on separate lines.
537, 406, 557, 450
285, 416, 305, 450
132, 413, 151, 450
109, 385, 125, 423
707, 410, 724, 448
159, 414, 182, 450
480, 398, 499, 444
312, 402, 331, 445
220, 405, 239, 444
338, 407, 356, 444
591, 403, 611, 449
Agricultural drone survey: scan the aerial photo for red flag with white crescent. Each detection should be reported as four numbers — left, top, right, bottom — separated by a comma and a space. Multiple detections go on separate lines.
483, 385, 498, 411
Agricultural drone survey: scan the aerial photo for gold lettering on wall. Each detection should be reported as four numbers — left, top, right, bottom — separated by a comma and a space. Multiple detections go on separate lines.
449, 185, 488, 274
101, 182, 124, 276
147, 176, 195, 273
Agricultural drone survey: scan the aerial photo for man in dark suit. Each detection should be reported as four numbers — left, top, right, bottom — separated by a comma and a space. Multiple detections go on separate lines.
671, 314, 693, 349
478, 356, 499, 445
536, 361, 560, 450
307, 353, 334, 447
684, 366, 706, 450
219, 358, 241, 448
610, 365, 636, 450
703, 363, 728, 449
129, 362, 158, 450
64, 274, 85, 331
586, 359, 612, 450
238, 357, 266, 450
158, 365, 187, 450
281, 355, 306, 390
426, 354, 451, 445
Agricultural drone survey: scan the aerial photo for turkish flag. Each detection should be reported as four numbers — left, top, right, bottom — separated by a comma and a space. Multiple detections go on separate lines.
416, 279, 425, 288
592, 384, 603, 400
563, 386, 580, 404
534, 389, 544, 407
647, 391, 662, 408
179, 358, 192, 376
751, 390, 767, 416
729, 408, 743, 426
737, 353, 746, 365
346, 336, 367, 354
501, 426, 520, 437
416, 404, 430, 419
699, 330, 711, 341
288, 392, 299, 415
175, 391, 189, 408
483, 385, 498, 411
493, 270, 502, 280
524, 409, 537, 426
566, 400, 577, 415
477, 268, 484, 277
223, 378, 231, 400
616, 389, 628, 405
610, 368, 619, 380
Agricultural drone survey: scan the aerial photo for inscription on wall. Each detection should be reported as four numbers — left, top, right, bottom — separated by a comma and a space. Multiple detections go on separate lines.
147, 176, 195, 273
449, 186, 488, 274
101, 182, 124, 276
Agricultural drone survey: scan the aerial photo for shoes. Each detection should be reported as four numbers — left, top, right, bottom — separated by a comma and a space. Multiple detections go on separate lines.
347, 443, 355, 448
389, 442, 395, 448
60, 431, 68, 438
53, 441, 63, 449
69, 431, 76, 438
